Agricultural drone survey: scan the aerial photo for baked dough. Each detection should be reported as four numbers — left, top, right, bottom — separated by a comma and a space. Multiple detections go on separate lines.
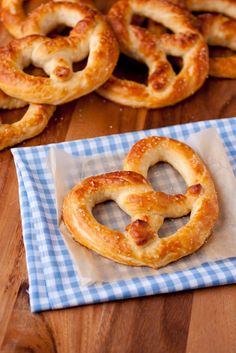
1, 0, 96, 38
0, 1, 59, 150
0, 104, 55, 150
97, 0, 208, 108
0, 2, 119, 105
171, 0, 236, 78
63, 136, 219, 269
0, 89, 26, 110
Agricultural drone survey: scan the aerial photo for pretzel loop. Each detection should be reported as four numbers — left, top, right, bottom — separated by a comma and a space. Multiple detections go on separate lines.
0, 104, 56, 151
63, 137, 219, 269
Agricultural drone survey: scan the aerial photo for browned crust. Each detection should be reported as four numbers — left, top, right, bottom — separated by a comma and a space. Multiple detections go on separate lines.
126, 220, 156, 246
209, 56, 236, 77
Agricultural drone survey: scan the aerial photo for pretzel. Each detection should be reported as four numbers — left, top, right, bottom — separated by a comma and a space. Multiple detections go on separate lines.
0, 2, 119, 105
0, 2, 58, 150
1, 0, 95, 38
0, 89, 26, 110
170, 0, 236, 78
97, 0, 208, 108
0, 104, 56, 151
63, 137, 219, 269
0, 77, 55, 151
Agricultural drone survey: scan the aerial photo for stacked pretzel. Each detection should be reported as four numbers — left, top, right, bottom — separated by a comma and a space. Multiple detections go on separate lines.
0, 0, 119, 150
63, 136, 219, 269
169, 0, 236, 78
0, 0, 236, 150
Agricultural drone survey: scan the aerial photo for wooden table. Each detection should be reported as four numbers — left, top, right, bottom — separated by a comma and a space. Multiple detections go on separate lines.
1, 1, 236, 352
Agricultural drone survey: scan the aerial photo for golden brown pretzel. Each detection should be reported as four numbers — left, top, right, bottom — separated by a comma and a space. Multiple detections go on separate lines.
0, 81, 55, 151
0, 89, 26, 110
0, 2, 119, 105
97, 0, 209, 108
0, 104, 56, 151
63, 137, 219, 269
172, 0, 236, 78
0, 0, 59, 150
1, 0, 95, 38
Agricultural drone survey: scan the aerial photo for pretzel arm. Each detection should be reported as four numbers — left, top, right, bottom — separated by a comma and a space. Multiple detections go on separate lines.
125, 185, 201, 219
159, 32, 200, 56
0, 89, 26, 110
198, 14, 236, 50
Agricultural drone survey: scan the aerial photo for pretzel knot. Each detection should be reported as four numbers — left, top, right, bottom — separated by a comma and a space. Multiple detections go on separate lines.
63, 137, 219, 269
97, 0, 209, 108
172, 0, 236, 78
0, 2, 119, 105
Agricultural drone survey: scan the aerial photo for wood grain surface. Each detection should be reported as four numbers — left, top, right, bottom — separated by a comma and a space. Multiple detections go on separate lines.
0, 1, 236, 352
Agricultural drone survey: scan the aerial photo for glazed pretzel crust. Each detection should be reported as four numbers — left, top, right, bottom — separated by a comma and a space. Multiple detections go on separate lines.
97, 0, 208, 108
63, 137, 219, 269
0, 2, 119, 105
173, 0, 236, 78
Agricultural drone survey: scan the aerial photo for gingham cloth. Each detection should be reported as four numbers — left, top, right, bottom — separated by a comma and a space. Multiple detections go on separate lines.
12, 118, 236, 312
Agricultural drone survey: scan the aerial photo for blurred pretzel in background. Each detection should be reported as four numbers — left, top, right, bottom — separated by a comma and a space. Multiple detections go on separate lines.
97, 0, 209, 108
0, 1, 119, 104
0, 104, 56, 151
168, 0, 236, 78
1, 0, 96, 38
0, 0, 119, 149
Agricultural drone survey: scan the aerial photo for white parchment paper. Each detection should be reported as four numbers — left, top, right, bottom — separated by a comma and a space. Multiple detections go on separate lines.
47, 128, 236, 286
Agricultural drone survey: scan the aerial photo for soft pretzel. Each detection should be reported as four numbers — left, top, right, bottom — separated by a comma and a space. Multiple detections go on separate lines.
97, 0, 209, 108
63, 136, 219, 269
0, 2, 119, 105
1, 0, 95, 38
0, 89, 26, 110
171, 0, 236, 78
0, 89, 50, 150
0, 0, 59, 150
0, 104, 56, 151
0, 81, 55, 151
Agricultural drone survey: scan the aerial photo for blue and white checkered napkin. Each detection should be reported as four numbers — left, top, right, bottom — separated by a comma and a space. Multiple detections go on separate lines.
12, 118, 236, 312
